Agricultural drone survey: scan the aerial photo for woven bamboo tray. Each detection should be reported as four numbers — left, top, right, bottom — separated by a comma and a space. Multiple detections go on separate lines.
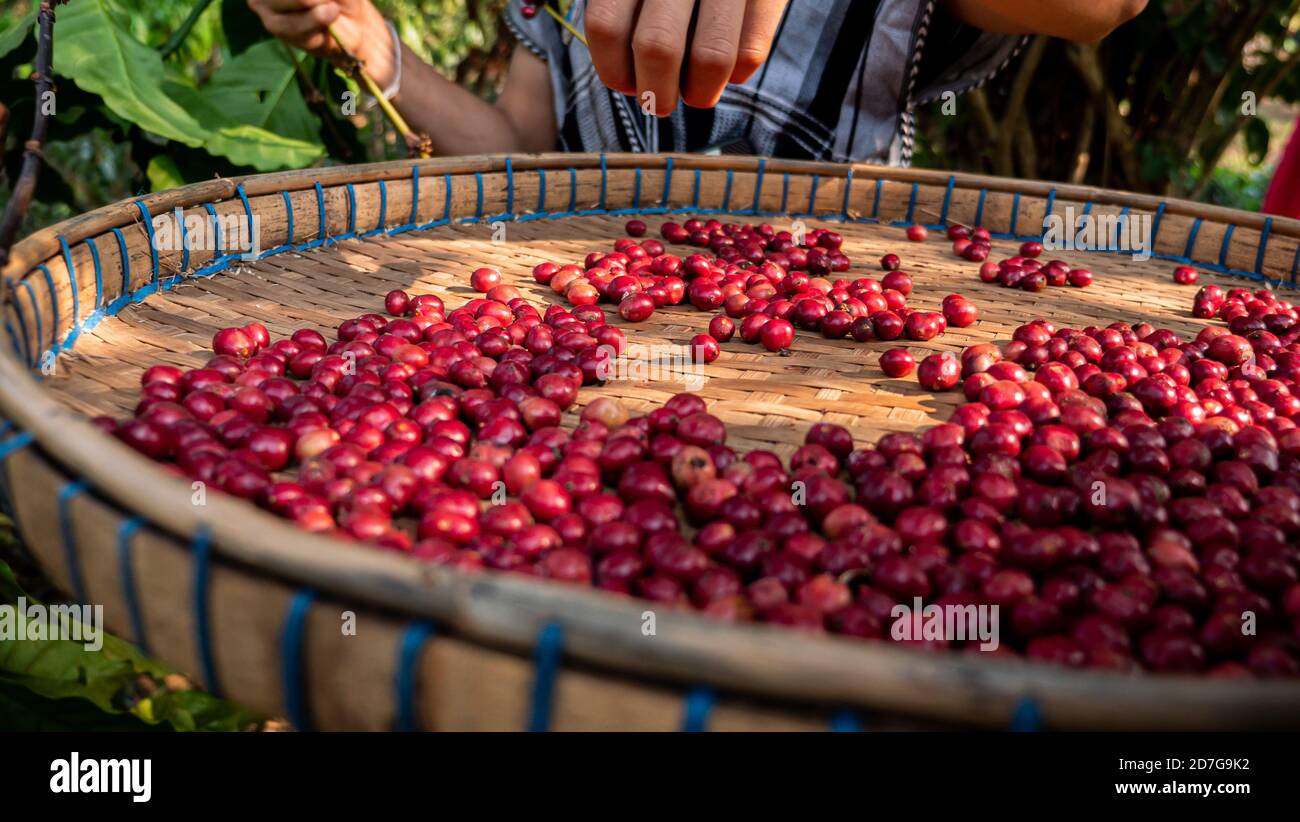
2, 153, 1300, 731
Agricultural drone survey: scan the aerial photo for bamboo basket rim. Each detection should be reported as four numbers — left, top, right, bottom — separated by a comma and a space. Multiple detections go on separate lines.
3, 153, 1300, 728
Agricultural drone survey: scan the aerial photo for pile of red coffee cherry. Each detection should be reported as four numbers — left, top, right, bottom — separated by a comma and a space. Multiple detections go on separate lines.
524, 217, 974, 370
95, 216, 1300, 677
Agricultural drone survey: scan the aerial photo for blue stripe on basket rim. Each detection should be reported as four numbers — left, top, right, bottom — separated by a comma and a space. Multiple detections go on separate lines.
902, 182, 919, 226
681, 686, 716, 732
937, 175, 956, 226
130, 200, 161, 295
280, 588, 317, 731
973, 188, 987, 228
829, 709, 865, 732
57, 236, 82, 348
527, 622, 564, 732
363, 179, 390, 236
389, 165, 425, 233
178, 205, 192, 274
1150, 201, 1167, 249
487, 158, 516, 223
117, 516, 151, 656
0, 428, 33, 460
415, 174, 455, 230
36, 265, 57, 357
395, 620, 435, 732
191, 526, 223, 698
85, 234, 105, 309
1255, 217, 1273, 278
0, 428, 33, 517
1038, 187, 1057, 240
340, 183, 359, 239
10, 281, 34, 365
234, 185, 257, 255
1010, 696, 1043, 731
301, 181, 328, 250
11, 162, 1297, 373
57, 479, 91, 604
261, 191, 297, 256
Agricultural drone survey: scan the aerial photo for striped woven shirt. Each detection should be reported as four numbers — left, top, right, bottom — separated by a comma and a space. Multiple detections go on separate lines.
503, 0, 1025, 165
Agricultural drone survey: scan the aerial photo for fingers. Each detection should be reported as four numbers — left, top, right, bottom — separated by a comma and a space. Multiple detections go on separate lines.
254, 0, 334, 14
631, 0, 695, 116
731, 0, 786, 83
249, 0, 339, 54
585, 0, 640, 96
681, 0, 743, 108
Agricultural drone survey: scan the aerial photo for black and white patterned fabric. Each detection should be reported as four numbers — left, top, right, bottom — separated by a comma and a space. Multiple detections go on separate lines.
503, 0, 1026, 165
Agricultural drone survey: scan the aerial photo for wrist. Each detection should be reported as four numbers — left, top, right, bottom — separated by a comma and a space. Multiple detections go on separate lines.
354, 16, 399, 89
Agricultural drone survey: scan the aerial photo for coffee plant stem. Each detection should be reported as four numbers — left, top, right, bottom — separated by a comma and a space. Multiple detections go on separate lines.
325, 23, 432, 158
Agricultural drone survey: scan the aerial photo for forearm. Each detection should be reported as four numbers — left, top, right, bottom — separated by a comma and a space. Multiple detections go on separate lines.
941, 0, 1148, 43
355, 33, 554, 156
384, 46, 520, 154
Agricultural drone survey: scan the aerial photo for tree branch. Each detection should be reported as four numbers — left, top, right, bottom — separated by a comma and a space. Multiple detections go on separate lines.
1065, 41, 1139, 189
966, 89, 999, 141
1014, 115, 1037, 180
996, 35, 1049, 180
0, 1, 64, 272
1070, 101, 1097, 184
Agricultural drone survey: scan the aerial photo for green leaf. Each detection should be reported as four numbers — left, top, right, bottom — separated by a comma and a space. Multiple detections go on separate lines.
202, 39, 319, 142
165, 82, 323, 170
221, 0, 269, 57
138, 687, 263, 732
205, 123, 323, 170
163, 39, 324, 170
0, 602, 168, 709
0, 556, 262, 731
147, 154, 186, 191
0, 6, 36, 61
55, 0, 208, 148
0, 679, 165, 731
0, 550, 22, 603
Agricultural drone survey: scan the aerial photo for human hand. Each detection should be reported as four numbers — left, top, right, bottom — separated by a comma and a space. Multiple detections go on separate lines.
247, 0, 396, 87
585, 0, 788, 116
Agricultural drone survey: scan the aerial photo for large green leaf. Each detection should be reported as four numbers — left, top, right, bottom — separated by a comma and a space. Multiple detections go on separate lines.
146, 154, 186, 191
202, 39, 320, 144
159, 39, 323, 170
203, 122, 323, 170
164, 84, 323, 171
0, 679, 164, 731
0, 599, 167, 710
55, 0, 208, 148
0, 6, 36, 62
0, 556, 261, 731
